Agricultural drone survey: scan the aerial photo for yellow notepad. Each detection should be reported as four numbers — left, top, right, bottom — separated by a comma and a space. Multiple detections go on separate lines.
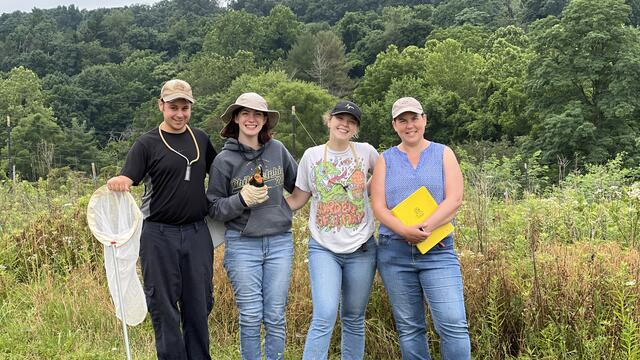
390, 186, 454, 254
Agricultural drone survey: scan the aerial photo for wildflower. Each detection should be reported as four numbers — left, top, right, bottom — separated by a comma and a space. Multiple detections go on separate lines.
625, 280, 636, 286
628, 183, 640, 200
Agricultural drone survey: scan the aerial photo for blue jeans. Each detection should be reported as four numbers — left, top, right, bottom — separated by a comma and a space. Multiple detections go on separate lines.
377, 234, 471, 360
302, 237, 377, 360
223, 230, 294, 360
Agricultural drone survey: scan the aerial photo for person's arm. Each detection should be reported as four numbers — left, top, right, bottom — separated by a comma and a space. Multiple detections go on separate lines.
287, 147, 313, 210
370, 155, 428, 244
206, 162, 248, 222
418, 146, 463, 232
281, 142, 298, 194
107, 140, 146, 192
286, 187, 311, 211
365, 143, 378, 194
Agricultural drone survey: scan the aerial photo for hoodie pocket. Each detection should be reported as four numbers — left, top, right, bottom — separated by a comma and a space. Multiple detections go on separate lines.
242, 204, 292, 237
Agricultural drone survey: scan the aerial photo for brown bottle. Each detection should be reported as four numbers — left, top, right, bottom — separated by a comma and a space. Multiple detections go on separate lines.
249, 166, 264, 187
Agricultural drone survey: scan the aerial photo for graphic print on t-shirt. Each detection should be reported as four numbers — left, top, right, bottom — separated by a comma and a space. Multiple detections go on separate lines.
313, 157, 366, 231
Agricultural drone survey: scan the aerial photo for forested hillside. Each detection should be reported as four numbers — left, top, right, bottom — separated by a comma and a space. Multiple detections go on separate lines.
2, 1, 640, 358
1, 0, 639, 188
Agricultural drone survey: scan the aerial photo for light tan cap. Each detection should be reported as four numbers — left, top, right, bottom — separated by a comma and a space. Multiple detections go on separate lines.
160, 79, 195, 103
392, 97, 423, 119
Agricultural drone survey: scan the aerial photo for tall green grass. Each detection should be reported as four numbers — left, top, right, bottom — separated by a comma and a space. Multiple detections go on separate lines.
1, 159, 639, 359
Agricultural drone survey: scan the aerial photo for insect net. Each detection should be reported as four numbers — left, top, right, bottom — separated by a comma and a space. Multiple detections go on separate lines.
86, 185, 147, 325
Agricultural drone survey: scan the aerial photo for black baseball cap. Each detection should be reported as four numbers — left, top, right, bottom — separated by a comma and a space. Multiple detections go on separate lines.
330, 100, 361, 124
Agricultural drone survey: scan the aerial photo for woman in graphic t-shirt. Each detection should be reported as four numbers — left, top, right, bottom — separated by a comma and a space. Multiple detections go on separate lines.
287, 100, 378, 360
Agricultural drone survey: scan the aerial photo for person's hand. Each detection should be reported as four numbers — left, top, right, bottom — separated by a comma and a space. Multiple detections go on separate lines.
240, 183, 269, 207
107, 175, 133, 192
417, 221, 436, 235
400, 225, 430, 244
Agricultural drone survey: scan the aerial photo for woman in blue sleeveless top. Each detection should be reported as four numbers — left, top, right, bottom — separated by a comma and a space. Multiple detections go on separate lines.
370, 97, 471, 359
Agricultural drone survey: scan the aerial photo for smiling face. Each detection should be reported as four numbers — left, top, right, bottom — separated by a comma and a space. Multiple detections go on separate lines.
234, 107, 267, 139
158, 98, 192, 133
327, 113, 359, 142
392, 111, 427, 145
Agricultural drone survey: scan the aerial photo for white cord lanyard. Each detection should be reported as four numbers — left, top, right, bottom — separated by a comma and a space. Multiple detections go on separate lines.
158, 124, 200, 181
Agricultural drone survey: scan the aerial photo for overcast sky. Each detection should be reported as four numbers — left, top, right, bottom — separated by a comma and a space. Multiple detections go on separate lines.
1, 0, 161, 14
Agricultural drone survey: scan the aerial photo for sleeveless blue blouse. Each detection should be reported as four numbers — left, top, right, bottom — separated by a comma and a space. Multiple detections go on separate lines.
379, 142, 454, 248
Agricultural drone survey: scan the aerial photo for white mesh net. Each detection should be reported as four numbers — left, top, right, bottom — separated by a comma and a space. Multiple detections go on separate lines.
87, 185, 147, 326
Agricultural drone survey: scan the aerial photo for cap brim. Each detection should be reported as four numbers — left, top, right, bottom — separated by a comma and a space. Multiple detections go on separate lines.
392, 106, 423, 119
330, 110, 361, 123
162, 93, 195, 103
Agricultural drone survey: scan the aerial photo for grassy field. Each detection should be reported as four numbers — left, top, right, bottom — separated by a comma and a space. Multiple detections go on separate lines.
1, 162, 639, 359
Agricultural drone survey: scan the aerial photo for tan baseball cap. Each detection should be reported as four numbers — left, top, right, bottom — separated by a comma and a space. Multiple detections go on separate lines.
392, 97, 423, 119
160, 79, 195, 103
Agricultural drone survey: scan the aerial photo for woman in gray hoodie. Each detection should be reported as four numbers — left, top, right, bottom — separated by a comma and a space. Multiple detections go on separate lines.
206, 92, 297, 360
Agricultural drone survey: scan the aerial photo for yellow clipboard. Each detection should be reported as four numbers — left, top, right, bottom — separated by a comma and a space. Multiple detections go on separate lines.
390, 186, 454, 254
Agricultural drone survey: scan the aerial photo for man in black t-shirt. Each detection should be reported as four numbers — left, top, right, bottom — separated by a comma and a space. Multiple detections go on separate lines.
107, 79, 217, 360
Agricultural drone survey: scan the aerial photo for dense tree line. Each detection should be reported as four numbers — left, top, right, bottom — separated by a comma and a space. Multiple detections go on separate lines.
0, 0, 639, 185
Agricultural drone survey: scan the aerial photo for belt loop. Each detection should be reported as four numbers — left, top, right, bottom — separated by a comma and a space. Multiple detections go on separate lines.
194, 221, 200, 232
159, 223, 164, 233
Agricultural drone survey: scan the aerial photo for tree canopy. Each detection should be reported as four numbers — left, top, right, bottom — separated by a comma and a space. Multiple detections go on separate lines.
1, 0, 638, 183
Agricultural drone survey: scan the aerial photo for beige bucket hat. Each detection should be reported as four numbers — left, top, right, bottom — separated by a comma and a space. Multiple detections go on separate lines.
220, 93, 280, 132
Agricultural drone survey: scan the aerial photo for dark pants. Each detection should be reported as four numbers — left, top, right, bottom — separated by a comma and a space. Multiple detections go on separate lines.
140, 219, 214, 360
